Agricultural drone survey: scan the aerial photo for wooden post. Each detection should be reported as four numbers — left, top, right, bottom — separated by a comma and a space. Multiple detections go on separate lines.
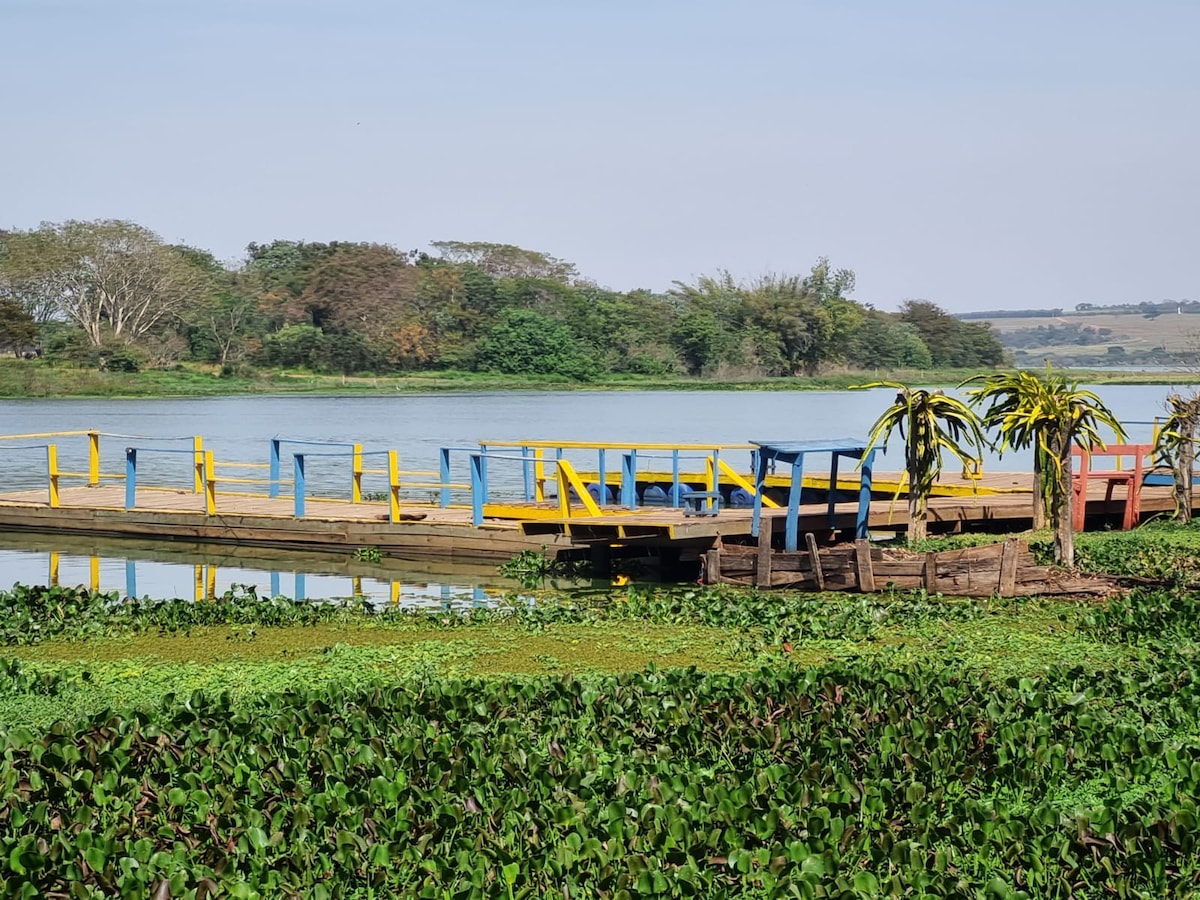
590, 542, 611, 577
924, 552, 939, 593
854, 539, 875, 593
998, 538, 1019, 596
756, 515, 773, 588
805, 533, 825, 591
704, 549, 722, 585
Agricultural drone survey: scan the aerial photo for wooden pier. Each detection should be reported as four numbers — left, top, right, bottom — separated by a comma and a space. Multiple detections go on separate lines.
0, 430, 1183, 569
0, 472, 1182, 565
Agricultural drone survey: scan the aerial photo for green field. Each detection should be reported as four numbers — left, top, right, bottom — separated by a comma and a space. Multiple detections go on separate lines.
980, 310, 1200, 364
1, 527, 1200, 897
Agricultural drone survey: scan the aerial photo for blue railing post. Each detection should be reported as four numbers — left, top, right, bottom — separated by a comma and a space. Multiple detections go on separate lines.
125, 560, 137, 599
270, 572, 280, 598
294, 573, 306, 601
857, 449, 875, 540
469, 453, 485, 526
751, 451, 767, 539
124, 448, 137, 509
621, 451, 638, 508
671, 449, 681, 507
293, 454, 306, 517
785, 455, 805, 552
597, 448, 607, 506
828, 452, 841, 529
439, 448, 452, 507
269, 438, 281, 498
521, 445, 532, 501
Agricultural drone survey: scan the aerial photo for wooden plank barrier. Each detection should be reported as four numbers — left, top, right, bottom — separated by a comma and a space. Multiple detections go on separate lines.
705, 535, 1113, 597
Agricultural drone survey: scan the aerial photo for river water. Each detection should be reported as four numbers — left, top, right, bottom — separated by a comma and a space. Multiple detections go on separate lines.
0, 385, 1185, 601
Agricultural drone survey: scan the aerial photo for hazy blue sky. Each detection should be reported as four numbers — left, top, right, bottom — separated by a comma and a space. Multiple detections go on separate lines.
2, 0, 1197, 311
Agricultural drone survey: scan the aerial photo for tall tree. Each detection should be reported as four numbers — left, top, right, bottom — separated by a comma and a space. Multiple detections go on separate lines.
967, 369, 1126, 567
857, 382, 986, 542
900, 300, 1005, 368
0, 221, 210, 347
430, 241, 578, 283
0, 228, 67, 323
0, 298, 39, 355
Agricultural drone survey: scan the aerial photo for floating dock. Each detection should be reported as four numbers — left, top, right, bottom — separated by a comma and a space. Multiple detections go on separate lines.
0, 430, 1182, 568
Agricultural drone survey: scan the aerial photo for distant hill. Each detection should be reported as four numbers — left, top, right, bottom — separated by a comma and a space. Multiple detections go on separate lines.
958, 301, 1200, 367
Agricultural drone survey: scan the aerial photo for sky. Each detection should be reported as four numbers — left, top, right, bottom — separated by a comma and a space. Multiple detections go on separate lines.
2, 0, 1197, 312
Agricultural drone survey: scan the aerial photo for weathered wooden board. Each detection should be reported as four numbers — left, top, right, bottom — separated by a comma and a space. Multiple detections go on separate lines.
709, 535, 1111, 598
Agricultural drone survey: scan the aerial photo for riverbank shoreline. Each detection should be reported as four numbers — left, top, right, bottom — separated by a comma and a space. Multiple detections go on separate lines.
2, 360, 1196, 399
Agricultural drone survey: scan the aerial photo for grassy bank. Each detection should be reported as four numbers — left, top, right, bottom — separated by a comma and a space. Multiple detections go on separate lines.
1, 359, 1194, 399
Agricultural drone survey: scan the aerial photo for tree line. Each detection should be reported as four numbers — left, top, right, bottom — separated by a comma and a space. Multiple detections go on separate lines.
0, 219, 1006, 379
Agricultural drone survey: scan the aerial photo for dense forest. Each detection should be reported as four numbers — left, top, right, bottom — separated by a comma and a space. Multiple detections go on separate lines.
0, 219, 1006, 380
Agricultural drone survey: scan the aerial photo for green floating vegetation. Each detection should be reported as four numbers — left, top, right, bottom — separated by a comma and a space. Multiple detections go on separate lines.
1, 523, 1200, 896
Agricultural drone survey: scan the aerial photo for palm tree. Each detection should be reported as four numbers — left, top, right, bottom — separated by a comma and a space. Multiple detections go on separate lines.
856, 382, 986, 543
965, 369, 1126, 567
1154, 391, 1200, 523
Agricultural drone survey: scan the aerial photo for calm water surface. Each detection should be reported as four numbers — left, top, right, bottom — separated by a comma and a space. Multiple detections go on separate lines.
0, 386, 1184, 598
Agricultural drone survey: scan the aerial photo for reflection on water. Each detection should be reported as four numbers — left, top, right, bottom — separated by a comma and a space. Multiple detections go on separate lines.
0, 532, 542, 611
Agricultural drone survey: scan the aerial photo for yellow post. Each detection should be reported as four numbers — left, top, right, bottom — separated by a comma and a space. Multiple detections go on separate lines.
555, 459, 602, 518
557, 467, 572, 518
388, 450, 400, 523
391, 581, 401, 606
89, 556, 100, 592
204, 450, 216, 515
47, 444, 60, 508
206, 565, 217, 601
88, 431, 100, 485
706, 454, 717, 493
194, 565, 203, 603
534, 449, 546, 502
49, 551, 60, 587
193, 435, 204, 493
353, 443, 363, 504
352, 576, 362, 597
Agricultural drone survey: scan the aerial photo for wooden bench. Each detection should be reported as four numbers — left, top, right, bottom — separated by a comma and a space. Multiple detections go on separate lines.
1071, 444, 1153, 531
681, 490, 721, 517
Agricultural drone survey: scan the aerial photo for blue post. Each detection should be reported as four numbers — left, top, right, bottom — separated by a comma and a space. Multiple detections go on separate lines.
857, 449, 875, 540
269, 439, 281, 498
785, 455, 805, 552
671, 449, 681, 507
295, 573, 306, 601
479, 444, 489, 501
293, 454, 306, 517
125, 448, 137, 510
521, 445, 532, 501
125, 560, 137, 599
439, 448, 451, 507
270, 572, 280, 598
620, 452, 637, 508
469, 453, 485, 526
751, 451, 767, 538
597, 449, 607, 507
828, 452, 840, 529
